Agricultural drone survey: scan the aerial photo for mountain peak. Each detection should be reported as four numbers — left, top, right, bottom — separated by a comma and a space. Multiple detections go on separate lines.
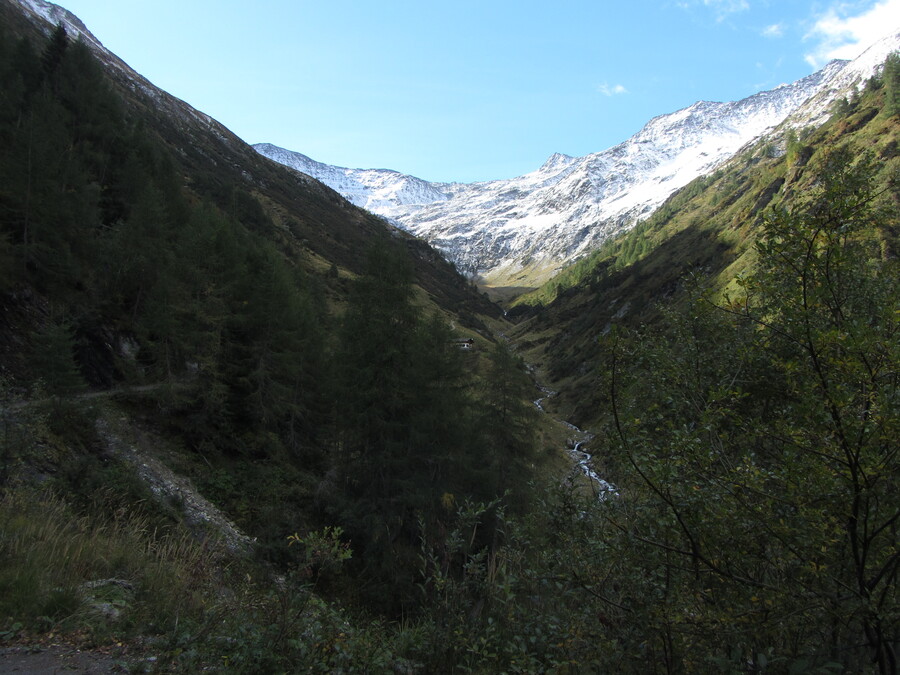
258, 33, 898, 289
17, 0, 106, 53
540, 152, 576, 172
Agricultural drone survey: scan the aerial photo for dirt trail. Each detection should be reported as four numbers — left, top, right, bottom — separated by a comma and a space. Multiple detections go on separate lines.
95, 413, 255, 556
0, 644, 124, 673
0, 387, 252, 671
2, 382, 180, 413
1, 379, 255, 554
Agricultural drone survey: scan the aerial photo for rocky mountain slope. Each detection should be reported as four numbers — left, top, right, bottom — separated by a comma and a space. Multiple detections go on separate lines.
257, 32, 900, 290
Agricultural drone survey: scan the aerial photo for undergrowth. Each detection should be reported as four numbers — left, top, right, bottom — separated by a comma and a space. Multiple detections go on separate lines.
0, 487, 218, 642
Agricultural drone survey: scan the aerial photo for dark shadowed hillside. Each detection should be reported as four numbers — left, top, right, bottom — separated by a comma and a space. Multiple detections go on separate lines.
0, 0, 501, 329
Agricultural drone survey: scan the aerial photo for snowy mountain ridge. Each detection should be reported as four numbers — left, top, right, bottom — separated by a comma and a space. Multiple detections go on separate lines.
252, 144, 455, 213
256, 31, 900, 288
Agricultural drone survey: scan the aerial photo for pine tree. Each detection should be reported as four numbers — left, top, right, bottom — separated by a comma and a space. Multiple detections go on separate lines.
30, 319, 85, 398
39, 24, 68, 82
882, 51, 900, 117
477, 342, 538, 502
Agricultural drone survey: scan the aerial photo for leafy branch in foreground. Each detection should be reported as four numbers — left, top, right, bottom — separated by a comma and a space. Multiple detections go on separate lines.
585, 147, 899, 672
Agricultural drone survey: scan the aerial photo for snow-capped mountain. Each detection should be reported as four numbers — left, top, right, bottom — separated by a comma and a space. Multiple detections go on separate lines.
257, 31, 900, 288
252, 145, 454, 213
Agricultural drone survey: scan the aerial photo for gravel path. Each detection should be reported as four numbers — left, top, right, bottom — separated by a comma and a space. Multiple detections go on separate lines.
0, 644, 125, 673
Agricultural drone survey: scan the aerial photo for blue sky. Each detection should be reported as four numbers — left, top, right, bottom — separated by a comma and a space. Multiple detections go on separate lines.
57, 0, 899, 182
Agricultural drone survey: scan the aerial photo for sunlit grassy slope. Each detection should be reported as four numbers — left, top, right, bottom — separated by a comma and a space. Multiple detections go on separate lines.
510, 81, 899, 428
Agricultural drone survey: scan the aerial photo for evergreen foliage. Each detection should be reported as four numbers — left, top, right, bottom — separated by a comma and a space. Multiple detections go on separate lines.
884, 51, 900, 118
0, 23, 540, 651
28, 318, 85, 398
329, 241, 536, 611
477, 342, 539, 501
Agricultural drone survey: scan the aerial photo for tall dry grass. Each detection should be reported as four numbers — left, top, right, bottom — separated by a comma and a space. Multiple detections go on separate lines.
0, 486, 226, 637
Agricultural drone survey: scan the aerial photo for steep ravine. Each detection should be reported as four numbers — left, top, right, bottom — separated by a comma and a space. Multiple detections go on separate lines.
533, 386, 617, 499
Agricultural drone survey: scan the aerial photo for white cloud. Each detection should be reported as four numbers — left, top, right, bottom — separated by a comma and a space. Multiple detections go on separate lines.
762, 23, 785, 38
674, 0, 751, 18
702, 0, 750, 20
805, 0, 900, 68
598, 82, 629, 96
704, 0, 750, 12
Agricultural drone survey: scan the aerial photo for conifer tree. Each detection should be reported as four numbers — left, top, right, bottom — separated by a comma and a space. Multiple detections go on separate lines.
477, 342, 537, 502
30, 318, 85, 397
40, 24, 68, 81
883, 50, 900, 117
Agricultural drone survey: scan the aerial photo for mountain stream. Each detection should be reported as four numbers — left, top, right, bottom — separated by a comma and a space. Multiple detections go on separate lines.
534, 387, 617, 500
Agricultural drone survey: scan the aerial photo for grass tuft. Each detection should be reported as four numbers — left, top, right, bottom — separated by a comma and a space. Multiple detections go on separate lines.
0, 486, 223, 641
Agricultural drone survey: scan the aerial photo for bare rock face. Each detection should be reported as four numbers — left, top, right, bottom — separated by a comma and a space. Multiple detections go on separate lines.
256, 32, 900, 289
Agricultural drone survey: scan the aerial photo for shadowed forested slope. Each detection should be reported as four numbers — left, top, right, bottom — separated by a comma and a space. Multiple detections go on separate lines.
0, 7, 551, 667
